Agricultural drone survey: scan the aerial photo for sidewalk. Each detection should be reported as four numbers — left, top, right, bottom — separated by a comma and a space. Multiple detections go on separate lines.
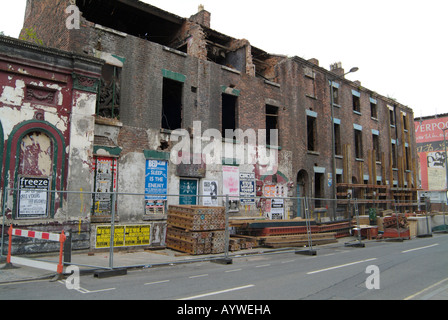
0, 246, 269, 283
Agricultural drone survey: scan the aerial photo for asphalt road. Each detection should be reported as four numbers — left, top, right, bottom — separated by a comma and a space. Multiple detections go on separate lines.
1, 234, 447, 302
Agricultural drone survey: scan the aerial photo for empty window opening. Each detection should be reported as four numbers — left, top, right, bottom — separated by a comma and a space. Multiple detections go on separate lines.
403, 113, 408, 131
333, 87, 339, 105
336, 174, 343, 184
304, 72, 316, 99
354, 130, 363, 159
222, 93, 238, 133
97, 64, 121, 118
372, 134, 381, 162
162, 78, 183, 131
371, 101, 377, 118
314, 172, 324, 208
389, 108, 396, 126
266, 105, 279, 145
334, 123, 341, 156
405, 146, 411, 170
391, 143, 397, 168
307, 116, 317, 151
353, 94, 361, 113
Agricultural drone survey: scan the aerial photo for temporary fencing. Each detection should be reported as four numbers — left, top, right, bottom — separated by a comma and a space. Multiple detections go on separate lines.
0, 186, 432, 274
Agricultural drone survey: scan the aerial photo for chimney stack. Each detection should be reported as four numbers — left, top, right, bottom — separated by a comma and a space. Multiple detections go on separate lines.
330, 62, 345, 77
190, 4, 211, 28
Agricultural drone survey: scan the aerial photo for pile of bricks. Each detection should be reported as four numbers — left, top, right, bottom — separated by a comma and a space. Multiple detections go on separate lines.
166, 206, 226, 255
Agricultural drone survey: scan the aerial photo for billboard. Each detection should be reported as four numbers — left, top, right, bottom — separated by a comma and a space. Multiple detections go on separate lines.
415, 116, 448, 190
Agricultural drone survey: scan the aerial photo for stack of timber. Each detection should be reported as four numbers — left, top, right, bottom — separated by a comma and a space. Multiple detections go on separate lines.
166, 206, 226, 255
229, 235, 258, 251
263, 233, 338, 248
231, 219, 351, 238
229, 218, 350, 249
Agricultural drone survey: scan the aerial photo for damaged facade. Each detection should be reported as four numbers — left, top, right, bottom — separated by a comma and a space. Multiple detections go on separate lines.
0, 35, 103, 253
0, 0, 418, 253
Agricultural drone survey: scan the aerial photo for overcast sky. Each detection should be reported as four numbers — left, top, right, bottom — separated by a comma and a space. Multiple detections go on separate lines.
1, 0, 447, 119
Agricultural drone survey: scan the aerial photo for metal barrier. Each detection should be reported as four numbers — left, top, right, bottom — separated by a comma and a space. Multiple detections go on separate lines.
0, 186, 431, 275
4, 225, 66, 277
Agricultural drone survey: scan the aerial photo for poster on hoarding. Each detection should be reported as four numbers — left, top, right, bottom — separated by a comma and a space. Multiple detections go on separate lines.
93, 157, 117, 215
202, 180, 219, 206
222, 166, 239, 201
18, 176, 50, 218
145, 160, 168, 213
270, 198, 284, 220
239, 173, 255, 204
179, 179, 198, 205
95, 225, 151, 248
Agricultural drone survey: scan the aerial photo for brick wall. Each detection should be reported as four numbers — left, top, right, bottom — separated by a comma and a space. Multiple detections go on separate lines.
21, 0, 71, 50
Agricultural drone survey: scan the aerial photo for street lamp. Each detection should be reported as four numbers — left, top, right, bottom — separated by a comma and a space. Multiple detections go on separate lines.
330, 67, 359, 220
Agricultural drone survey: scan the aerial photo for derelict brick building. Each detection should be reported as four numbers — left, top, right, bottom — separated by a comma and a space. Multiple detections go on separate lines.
0, 0, 419, 252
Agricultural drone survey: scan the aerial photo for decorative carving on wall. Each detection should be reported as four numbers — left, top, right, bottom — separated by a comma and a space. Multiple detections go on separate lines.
25, 86, 56, 104
72, 73, 100, 94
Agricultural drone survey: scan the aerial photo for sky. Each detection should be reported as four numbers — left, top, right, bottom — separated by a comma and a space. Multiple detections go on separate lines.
1, 0, 447, 119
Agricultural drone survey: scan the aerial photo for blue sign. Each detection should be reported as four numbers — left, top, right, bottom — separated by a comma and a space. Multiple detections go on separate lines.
145, 160, 168, 200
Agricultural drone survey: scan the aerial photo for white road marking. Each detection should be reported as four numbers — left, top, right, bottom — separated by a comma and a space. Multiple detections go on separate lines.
178, 284, 255, 300
144, 280, 170, 285
281, 259, 296, 264
307, 258, 377, 275
189, 274, 209, 279
401, 243, 439, 253
225, 268, 242, 273
58, 280, 115, 294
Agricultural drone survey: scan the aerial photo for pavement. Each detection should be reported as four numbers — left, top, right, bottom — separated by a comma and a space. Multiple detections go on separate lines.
0, 246, 273, 283
1, 238, 447, 300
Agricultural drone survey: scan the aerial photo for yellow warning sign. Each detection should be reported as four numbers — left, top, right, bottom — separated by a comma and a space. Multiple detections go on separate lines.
95, 225, 150, 248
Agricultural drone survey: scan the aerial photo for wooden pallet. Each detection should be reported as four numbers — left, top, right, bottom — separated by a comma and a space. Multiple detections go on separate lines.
168, 205, 226, 231
166, 227, 226, 255
229, 236, 258, 251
